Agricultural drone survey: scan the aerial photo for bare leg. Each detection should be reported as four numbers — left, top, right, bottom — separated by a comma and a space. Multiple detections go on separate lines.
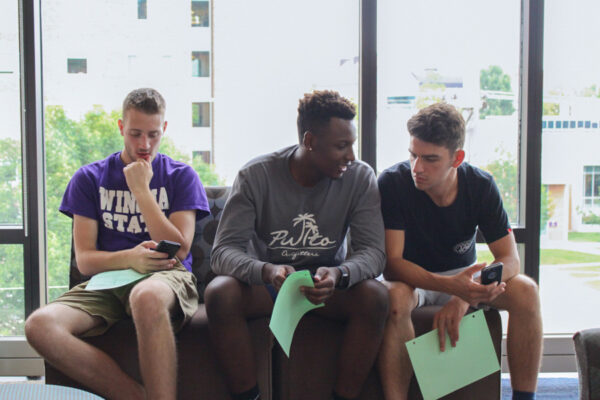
313, 279, 389, 399
25, 304, 144, 400
204, 276, 274, 394
129, 279, 180, 400
490, 274, 542, 392
377, 281, 418, 400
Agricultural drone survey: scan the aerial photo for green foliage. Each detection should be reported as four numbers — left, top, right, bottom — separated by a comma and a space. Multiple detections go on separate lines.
479, 65, 516, 119
581, 211, 600, 225
0, 138, 22, 225
0, 106, 222, 334
543, 102, 560, 116
416, 71, 446, 110
482, 150, 553, 232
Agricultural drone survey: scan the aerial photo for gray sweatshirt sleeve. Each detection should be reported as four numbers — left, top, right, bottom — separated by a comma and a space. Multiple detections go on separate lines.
341, 167, 386, 287
210, 170, 266, 285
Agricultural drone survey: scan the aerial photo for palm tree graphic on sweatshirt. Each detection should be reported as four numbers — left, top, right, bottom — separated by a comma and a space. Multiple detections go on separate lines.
268, 213, 336, 250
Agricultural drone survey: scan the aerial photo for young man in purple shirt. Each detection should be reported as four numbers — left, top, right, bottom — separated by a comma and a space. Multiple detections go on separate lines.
25, 88, 209, 400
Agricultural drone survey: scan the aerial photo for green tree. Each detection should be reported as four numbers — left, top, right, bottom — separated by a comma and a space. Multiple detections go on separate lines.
543, 102, 560, 116
416, 70, 446, 110
483, 151, 553, 232
479, 65, 516, 119
0, 106, 222, 334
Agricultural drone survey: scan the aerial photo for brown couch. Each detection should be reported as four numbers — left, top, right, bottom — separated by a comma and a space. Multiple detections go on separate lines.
45, 186, 502, 399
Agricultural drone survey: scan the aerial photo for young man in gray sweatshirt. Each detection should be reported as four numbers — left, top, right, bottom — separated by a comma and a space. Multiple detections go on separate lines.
205, 90, 388, 400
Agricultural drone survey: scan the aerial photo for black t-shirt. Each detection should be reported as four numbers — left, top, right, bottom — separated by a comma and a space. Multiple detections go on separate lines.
378, 161, 511, 273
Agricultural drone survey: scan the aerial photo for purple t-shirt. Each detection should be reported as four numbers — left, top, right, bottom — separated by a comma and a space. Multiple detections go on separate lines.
60, 152, 210, 272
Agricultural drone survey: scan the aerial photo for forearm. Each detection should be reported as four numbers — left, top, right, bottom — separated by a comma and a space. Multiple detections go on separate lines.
134, 189, 189, 257
76, 248, 134, 276
490, 254, 520, 281
210, 245, 265, 285
342, 247, 386, 287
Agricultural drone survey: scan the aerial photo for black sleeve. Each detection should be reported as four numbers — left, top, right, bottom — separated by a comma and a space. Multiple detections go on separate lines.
378, 171, 405, 231
477, 175, 511, 244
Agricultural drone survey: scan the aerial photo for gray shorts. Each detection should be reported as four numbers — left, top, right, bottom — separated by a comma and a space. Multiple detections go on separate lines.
416, 266, 482, 308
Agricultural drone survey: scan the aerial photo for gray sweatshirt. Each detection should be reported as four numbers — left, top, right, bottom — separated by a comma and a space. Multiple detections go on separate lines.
211, 145, 385, 287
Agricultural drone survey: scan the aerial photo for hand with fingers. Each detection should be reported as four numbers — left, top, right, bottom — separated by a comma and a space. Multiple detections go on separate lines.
449, 263, 506, 307
262, 263, 296, 290
128, 240, 176, 274
433, 296, 470, 352
300, 266, 339, 305
123, 158, 153, 195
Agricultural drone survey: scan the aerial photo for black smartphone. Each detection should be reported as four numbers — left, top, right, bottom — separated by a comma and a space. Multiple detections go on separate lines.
152, 240, 181, 259
481, 262, 503, 285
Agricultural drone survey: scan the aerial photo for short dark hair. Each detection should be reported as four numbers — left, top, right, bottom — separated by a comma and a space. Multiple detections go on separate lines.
297, 90, 356, 142
122, 88, 166, 120
407, 102, 465, 152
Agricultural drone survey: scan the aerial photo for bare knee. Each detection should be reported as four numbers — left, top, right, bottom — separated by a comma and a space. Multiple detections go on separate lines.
204, 276, 245, 322
387, 282, 417, 323
504, 275, 540, 314
129, 281, 172, 321
25, 308, 66, 348
348, 280, 389, 323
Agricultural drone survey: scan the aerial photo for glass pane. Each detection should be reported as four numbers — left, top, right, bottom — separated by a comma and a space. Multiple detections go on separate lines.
0, 245, 25, 336
541, 1, 600, 334
42, 0, 359, 300
213, 0, 359, 183
377, 0, 521, 224
584, 173, 593, 197
191, 1, 209, 27
0, 0, 23, 226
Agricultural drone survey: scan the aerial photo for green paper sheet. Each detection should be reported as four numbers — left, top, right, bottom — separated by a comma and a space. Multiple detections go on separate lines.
85, 269, 150, 291
269, 270, 324, 357
406, 309, 500, 400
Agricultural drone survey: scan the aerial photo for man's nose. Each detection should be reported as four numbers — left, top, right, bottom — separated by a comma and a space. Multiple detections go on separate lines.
140, 135, 150, 149
346, 146, 356, 163
412, 157, 423, 172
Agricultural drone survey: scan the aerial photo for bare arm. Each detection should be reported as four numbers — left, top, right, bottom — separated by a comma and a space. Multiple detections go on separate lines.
383, 229, 504, 305
486, 231, 520, 282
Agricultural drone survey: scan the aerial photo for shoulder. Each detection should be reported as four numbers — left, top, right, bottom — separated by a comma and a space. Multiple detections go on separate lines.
237, 145, 296, 181
378, 160, 412, 187
460, 162, 496, 191
71, 152, 118, 184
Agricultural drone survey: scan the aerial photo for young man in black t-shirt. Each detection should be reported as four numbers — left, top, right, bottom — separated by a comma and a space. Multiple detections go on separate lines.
377, 103, 542, 400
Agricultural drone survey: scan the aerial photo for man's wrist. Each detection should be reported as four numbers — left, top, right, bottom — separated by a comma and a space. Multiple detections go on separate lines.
261, 262, 274, 283
334, 266, 350, 289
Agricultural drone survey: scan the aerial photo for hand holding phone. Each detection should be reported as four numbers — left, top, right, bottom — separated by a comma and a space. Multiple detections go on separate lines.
481, 262, 503, 285
152, 240, 181, 259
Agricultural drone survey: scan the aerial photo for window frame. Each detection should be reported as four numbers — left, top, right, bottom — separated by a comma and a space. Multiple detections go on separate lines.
6, 0, 568, 375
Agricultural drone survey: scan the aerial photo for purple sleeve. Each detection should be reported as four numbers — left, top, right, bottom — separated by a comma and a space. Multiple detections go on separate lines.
59, 167, 98, 220
169, 165, 210, 220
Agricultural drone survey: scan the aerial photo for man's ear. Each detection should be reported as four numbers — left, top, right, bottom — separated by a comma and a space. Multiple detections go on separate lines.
162, 120, 168, 134
452, 149, 465, 168
302, 130, 315, 150
118, 119, 124, 136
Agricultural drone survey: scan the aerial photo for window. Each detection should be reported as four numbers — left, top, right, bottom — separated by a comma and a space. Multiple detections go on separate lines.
67, 58, 87, 74
192, 1, 209, 27
0, 0, 25, 337
138, 0, 147, 19
193, 150, 211, 164
192, 51, 209, 77
192, 102, 210, 127
583, 166, 600, 209
377, 0, 521, 224
541, 0, 600, 334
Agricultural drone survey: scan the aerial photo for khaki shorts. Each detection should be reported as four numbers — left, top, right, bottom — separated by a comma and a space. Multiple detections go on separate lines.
53, 262, 198, 337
